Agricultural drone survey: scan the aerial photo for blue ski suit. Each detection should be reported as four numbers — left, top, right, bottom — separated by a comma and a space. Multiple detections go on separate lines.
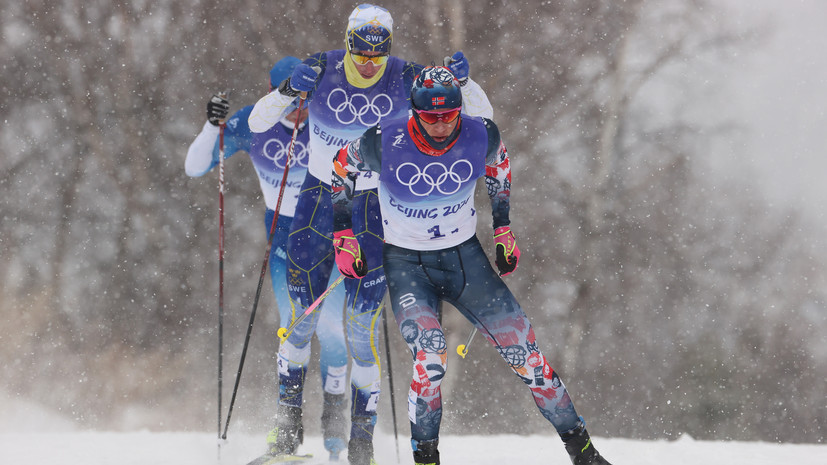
184, 105, 348, 421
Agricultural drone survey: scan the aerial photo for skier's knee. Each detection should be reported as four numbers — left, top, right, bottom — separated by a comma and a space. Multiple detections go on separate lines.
412, 350, 447, 390
348, 338, 378, 366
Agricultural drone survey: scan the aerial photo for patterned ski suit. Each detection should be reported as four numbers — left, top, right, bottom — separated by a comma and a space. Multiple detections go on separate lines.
331, 115, 582, 450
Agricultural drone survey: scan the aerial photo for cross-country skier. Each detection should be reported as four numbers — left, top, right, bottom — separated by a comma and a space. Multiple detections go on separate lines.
330, 66, 614, 465
247, 5, 494, 465
184, 57, 351, 460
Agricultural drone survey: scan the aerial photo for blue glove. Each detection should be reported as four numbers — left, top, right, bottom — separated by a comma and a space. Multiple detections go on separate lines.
443, 51, 469, 85
289, 63, 319, 93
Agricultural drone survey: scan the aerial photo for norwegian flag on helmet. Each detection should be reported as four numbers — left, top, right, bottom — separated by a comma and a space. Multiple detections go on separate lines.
411, 66, 462, 111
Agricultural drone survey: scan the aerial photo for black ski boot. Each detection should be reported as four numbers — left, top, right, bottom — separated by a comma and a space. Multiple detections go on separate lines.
322, 392, 347, 460
412, 438, 440, 465
347, 436, 377, 465
561, 421, 612, 465
266, 405, 304, 456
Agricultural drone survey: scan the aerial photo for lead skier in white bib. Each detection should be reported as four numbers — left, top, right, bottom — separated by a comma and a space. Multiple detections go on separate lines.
331, 66, 614, 465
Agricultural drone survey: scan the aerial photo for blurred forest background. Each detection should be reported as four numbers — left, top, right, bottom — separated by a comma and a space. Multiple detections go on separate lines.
2, 0, 825, 444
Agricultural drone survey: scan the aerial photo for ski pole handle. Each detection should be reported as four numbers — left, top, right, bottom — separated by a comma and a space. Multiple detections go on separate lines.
456, 327, 478, 358
216, 90, 231, 125
277, 275, 346, 342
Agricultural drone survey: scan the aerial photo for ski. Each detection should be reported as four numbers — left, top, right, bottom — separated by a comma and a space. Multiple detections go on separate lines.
245, 453, 315, 465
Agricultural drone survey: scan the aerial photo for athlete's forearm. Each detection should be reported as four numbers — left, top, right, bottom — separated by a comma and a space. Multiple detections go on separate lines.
248, 90, 294, 133
486, 141, 512, 228
332, 145, 359, 231
185, 121, 219, 177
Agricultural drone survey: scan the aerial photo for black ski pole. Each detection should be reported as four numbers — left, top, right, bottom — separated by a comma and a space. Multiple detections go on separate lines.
221, 94, 306, 440
381, 300, 400, 462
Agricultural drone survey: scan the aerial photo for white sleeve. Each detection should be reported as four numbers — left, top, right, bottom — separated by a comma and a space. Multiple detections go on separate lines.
460, 78, 494, 120
248, 90, 295, 133
185, 121, 220, 177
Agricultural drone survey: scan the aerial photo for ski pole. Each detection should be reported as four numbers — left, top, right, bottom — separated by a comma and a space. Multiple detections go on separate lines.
380, 300, 401, 462
277, 274, 346, 342
222, 94, 307, 440
456, 327, 478, 359
217, 94, 228, 446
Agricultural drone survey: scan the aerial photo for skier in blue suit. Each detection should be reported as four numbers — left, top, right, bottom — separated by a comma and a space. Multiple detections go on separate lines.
185, 57, 350, 460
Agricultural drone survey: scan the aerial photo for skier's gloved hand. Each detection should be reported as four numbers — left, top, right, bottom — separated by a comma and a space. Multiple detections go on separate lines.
443, 51, 469, 86
285, 63, 320, 95
494, 226, 521, 276
333, 229, 367, 279
206, 94, 230, 126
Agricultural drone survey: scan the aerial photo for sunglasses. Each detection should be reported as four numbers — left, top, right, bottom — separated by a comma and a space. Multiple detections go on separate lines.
415, 107, 462, 124
350, 52, 389, 66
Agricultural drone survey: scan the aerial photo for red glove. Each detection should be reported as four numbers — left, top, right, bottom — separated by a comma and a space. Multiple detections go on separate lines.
333, 229, 367, 279
494, 226, 520, 276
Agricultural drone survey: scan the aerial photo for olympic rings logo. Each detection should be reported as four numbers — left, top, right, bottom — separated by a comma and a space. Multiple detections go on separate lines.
395, 160, 474, 196
261, 138, 309, 169
326, 88, 393, 126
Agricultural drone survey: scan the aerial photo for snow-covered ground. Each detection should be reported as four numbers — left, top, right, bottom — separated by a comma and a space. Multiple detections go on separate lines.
1, 391, 824, 464
1, 429, 826, 465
